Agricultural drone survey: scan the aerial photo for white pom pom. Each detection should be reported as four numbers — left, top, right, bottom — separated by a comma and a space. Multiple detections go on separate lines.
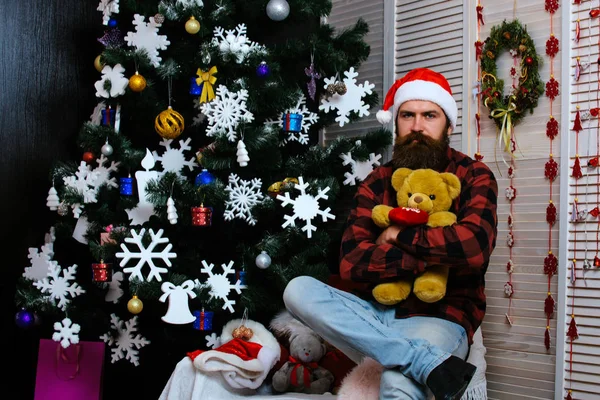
376, 110, 393, 124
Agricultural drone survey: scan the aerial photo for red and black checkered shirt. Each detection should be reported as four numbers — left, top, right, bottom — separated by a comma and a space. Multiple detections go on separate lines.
339, 147, 498, 344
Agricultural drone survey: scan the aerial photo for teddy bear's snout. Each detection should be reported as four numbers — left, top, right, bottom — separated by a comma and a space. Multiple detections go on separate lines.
413, 195, 423, 204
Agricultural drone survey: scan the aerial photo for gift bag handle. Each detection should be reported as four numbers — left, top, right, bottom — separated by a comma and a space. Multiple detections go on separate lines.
55, 343, 81, 380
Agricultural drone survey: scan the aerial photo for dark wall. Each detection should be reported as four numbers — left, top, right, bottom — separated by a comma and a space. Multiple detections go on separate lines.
1, 1, 98, 398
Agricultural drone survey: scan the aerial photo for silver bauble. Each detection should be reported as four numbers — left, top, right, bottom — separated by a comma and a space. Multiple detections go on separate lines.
255, 251, 272, 269
101, 142, 114, 156
266, 0, 290, 21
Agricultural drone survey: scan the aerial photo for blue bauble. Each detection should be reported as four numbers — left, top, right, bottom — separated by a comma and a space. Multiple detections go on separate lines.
15, 309, 35, 329
256, 61, 270, 78
108, 18, 118, 27
195, 169, 216, 186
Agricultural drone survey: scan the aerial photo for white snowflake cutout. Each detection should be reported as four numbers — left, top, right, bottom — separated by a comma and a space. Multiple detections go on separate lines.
97, 0, 119, 25
200, 260, 245, 313
264, 94, 319, 145
105, 271, 124, 303
276, 176, 336, 238
95, 64, 129, 98
100, 313, 150, 366
201, 85, 254, 142
92, 154, 121, 189
224, 173, 264, 225
64, 162, 100, 206
340, 151, 382, 186
177, 0, 203, 7
319, 67, 374, 127
23, 239, 56, 281
212, 24, 266, 64
152, 137, 198, 177
125, 14, 171, 67
115, 228, 177, 282
53, 318, 81, 348
33, 264, 86, 311
205, 332, 221, 349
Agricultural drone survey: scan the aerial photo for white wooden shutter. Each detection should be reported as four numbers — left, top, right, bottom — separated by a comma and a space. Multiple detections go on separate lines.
395, 0, 465, 149
563, 1, 600, 399
322, 0, 385, 144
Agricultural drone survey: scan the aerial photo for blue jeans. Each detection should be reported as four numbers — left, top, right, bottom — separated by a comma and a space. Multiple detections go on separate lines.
283, 276, 469, 400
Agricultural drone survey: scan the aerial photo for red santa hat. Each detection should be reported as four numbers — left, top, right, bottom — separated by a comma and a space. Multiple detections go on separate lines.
376, 68, 457, 129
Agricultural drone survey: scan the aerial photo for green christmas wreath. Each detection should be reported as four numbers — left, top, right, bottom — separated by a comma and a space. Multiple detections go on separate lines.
480, 19, 545, 151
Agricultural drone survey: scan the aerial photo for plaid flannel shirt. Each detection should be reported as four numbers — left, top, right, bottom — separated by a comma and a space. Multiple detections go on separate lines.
339, 147, 498, 344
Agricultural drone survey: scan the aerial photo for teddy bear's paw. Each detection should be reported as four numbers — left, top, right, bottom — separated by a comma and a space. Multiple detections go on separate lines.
372, 205, 394, 228
372, 281, 412, 305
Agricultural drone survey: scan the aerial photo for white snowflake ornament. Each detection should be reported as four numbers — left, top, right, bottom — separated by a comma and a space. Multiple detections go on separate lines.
276, 176, 335, 238
319, 67, 374, 127
264, 94, 319, 145
212, 24, 265, 64
125, 14, 170, 67
63, 162, 100, 207
340, 151, 382, 186
152, 137, 198, 177
200, 260, 246, 313
205, 332, 221, 349
201, 85, 254, 142
105, 271, 124, 303
95, 64, 129, 98
177, 0, 204, 7
159, 280, 197, 324
97, 0, 119, 25
53, 318, 81, 348
115, 228, 177, 282
224, 173, 264, 225
23, 243, 56, 281
92, 154, 121, 189
100, 313, 150, 366
33, 264, 86, 311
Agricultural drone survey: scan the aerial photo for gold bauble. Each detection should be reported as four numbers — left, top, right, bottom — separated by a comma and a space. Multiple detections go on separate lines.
127, 295, 143, 314
94, 55, 105, 72
155, 106, 185, 139
129, 72, 147, 92
185, 16, 201, 34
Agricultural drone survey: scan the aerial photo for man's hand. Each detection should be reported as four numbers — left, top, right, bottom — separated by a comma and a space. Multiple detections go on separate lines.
375, 225, 403, 245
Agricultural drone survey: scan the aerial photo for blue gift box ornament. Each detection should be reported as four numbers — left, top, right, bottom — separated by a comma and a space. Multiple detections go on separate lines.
190, 76, 202, 96
101, 107, 116, 127
119, 176, 133, 196
193, 309, 214, 331
282, 112, 303, 133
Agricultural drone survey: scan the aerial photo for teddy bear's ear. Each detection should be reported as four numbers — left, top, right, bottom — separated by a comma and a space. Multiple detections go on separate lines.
391, 168, 413, 190
439, 172, 461, 199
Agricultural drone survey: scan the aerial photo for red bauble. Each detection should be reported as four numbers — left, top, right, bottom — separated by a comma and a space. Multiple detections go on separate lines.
83, 151, 95, 164
525, 56, 534, 65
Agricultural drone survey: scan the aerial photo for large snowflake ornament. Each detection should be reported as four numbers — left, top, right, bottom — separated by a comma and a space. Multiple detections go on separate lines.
64, 162, 100, 206
124, 14, 170, 67
201, 85, 254, 142
224, 173, 264, 225
264, 94, 319, 145
100, 313, 150, 366
212, 24, 266, 64
23, 234, 57, 281
152, 137, 198, 177
340, 151, 382, 186
53, 318, 81, 348
97, 0, 119, 25
93, 154, 121, 189
95, 64, 129, 98
115, 228, 177, 282
319, 67, 374, 127
200, 260, 246, 313
276, 176, 335, 238
33, 264, 86, 311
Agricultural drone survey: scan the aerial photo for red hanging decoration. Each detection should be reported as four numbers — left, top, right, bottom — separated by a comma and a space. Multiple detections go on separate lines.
572, 156, 583, 179
545, 158, 558, 181
594, 255, 600, 267
544, 0, 559, 14
575, 19, 581, 43
546, 202, 557, 225
591, 107, 599, 117
476, 4, 485, 25
475, 41, 483, 59
572, 110, 583, 132
546, 35, 559, 58
545, 294, 555, 318
567, 317, 579, 340
544, 327, 551, 350
590, 9, 600, 18
587, 156, 598, 167
589, 207, 600, 217
545, 77, 559, 100
544, 253, 558, 277
546, 116, 559, 140
566, 392, 573, 400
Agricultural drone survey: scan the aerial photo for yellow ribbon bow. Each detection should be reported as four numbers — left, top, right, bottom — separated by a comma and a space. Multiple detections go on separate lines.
489, 96, 517, 155
196, 66, 218, 103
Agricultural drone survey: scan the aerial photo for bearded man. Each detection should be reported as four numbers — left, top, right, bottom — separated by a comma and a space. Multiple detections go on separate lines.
282, 68, 498, 400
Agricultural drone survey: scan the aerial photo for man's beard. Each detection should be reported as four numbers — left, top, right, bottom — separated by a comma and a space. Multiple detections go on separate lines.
391, 130, 450, 171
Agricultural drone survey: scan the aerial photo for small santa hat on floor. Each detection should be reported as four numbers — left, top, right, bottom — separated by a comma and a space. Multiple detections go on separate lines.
376, 68, 457, 129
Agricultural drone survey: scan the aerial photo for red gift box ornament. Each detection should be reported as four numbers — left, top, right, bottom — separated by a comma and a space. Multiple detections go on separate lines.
191, 204, 213, 226
91, 260, 111, 283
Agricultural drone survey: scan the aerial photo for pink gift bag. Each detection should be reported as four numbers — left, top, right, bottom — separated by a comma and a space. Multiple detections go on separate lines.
34, 339, 105, 400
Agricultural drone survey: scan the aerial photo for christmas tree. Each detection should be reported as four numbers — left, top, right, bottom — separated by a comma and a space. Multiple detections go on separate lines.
14, 0, 391, 397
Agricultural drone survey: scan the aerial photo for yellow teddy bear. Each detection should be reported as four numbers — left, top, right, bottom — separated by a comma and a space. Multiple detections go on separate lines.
370, 168, 461, 305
